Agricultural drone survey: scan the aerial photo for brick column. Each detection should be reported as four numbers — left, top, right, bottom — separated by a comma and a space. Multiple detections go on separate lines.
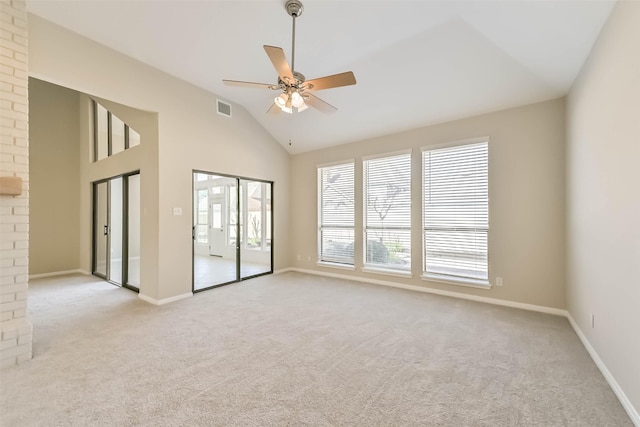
0, 0, 32, 368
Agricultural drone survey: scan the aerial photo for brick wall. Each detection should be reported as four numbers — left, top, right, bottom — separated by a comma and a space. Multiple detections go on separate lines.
0, 0, 32, 368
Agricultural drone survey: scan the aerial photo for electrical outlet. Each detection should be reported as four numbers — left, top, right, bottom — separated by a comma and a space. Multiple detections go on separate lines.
591, 314, 595, 329
297, 254, 301, 261
496, 277, 503, 286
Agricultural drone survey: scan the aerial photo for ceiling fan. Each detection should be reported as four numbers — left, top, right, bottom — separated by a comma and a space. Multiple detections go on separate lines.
223, 0, 357, 114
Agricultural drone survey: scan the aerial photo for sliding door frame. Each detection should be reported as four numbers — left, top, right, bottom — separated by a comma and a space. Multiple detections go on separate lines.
91, 180, 109, 280
192, 170, 274, 293
91, 170, 140, 292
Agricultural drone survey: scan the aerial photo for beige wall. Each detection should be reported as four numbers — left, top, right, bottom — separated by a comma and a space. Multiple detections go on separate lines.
566, 0, 640, 418
28, 78, 81, 275
291, 98, 566, 309
28, 14, 291, 301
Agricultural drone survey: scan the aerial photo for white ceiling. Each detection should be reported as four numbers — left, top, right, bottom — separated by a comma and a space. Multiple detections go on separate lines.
26, 0, 615, 154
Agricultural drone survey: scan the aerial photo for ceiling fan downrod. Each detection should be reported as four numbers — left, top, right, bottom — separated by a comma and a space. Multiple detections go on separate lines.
285, 0, 303, 77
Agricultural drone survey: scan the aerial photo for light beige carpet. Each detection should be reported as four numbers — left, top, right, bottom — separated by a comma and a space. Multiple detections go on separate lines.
0, 272, 632, 426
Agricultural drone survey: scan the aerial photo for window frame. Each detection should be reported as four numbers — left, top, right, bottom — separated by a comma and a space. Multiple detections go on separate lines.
92, 100, 141, 162
362, 149, 412, 275
317, 160, 356, 268
421, 137, 490, 288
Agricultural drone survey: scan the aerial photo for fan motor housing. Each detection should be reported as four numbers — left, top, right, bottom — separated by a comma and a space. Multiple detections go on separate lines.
293, 71, 305, 84
285, 0, 303, 17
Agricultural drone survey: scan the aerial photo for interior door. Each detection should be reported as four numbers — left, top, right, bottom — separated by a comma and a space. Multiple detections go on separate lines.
208, 198, 225, 257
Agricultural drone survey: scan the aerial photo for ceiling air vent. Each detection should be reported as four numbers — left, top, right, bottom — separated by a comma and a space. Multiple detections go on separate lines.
217, 99, 232, 118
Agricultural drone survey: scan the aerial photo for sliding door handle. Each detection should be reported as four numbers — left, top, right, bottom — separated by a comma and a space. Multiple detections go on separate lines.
104, 225, 109, 236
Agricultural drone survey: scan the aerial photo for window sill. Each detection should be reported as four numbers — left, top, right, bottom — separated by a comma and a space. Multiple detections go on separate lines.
362, 266, 413, 279
421, 274, 491, 289
316, 261, 355, 271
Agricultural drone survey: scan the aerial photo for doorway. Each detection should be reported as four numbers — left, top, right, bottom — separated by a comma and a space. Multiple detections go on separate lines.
209, 189, 225, 257
92, 172, 140, 291
193, 171, 273, 291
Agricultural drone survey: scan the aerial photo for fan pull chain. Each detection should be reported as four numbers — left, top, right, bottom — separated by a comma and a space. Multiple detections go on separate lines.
289, 114, 293, 146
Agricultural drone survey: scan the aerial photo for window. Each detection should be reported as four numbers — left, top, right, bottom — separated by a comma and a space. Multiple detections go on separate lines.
92, 100, 141, 162
111, 114, 126, 156
196, 189, 208, 244
129, 128, 141, 148
422, 141, 488, 282
318, 162, 355, 265
95, 103, 108, 161
363, 152, 411, 271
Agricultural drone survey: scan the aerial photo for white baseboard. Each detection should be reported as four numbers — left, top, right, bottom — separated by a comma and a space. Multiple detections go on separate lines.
29, 269, 89, 280
567, 314, 640, 426
138, 292, 192, 306
286, 268, 567, 316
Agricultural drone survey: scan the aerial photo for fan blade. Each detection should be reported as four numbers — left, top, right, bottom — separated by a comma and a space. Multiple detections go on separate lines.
305, 71, 356, 91
264, 45, 294, 83
223, 80, 275, 89
306, 94, 337, 114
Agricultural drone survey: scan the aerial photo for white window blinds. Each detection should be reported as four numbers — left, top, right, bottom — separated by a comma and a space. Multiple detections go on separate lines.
422, 141, 488, 280
363, 152, 411, 270
318, 162, 355, 265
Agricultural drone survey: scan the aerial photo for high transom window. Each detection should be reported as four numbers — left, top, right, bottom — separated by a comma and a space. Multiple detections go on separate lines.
93, 100, 141, 162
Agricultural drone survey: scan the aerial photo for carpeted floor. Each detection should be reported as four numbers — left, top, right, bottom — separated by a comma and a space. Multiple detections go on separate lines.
0, 272, 632, 426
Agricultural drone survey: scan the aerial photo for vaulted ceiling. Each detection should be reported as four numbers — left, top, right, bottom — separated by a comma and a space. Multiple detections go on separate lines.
26, 0, 615, 154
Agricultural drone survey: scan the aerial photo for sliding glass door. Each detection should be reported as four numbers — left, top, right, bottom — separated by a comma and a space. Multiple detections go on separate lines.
193, 172, 273, 292
92, 172, 140, 291
193, 173, 238, 289
94, 182, 108, 278
126, 174, 141, 288
240, 179, 272, 279
109, 177, 123, 284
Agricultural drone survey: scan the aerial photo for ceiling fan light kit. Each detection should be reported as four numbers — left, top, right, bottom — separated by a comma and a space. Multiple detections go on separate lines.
223, 0, 356, 115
